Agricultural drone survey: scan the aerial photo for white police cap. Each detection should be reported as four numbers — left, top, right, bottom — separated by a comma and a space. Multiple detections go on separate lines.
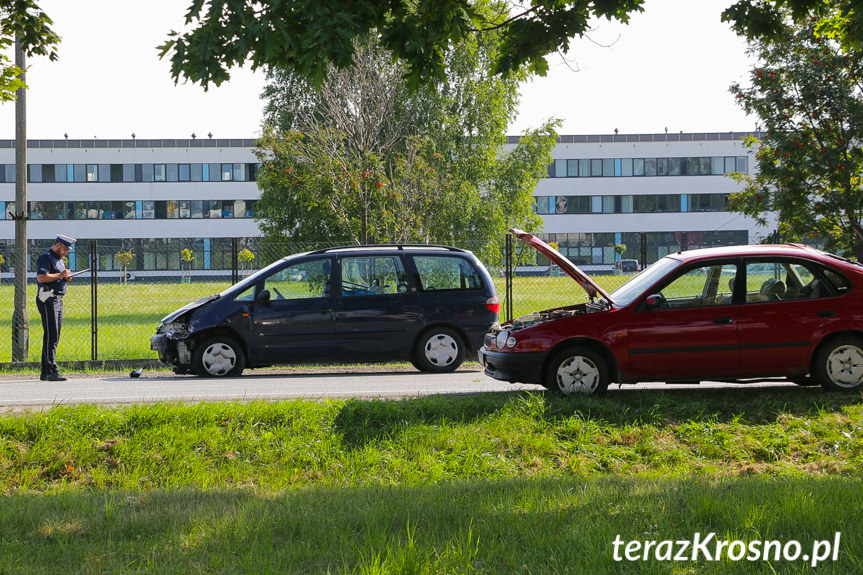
55, 234, 77, 246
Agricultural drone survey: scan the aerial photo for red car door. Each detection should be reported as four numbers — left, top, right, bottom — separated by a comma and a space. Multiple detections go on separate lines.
736, 260, 843, 376
626, 262, 741, 379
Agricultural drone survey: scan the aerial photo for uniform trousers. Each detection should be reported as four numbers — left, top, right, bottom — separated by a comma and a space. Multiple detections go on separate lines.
36, 295, 63, 377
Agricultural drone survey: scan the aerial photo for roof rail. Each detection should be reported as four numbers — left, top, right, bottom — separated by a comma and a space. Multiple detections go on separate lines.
307, 244, 470, 255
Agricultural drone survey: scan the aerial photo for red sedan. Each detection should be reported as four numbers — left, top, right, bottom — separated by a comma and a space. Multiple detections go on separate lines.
479, 229, 863, 395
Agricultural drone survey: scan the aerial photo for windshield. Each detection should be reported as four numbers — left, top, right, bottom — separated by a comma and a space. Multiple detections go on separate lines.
610, 257, 681, 306
218, 256, 293, 297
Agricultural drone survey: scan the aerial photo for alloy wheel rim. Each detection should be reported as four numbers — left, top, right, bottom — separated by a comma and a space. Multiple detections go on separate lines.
556, 355, 600, 394
202, 343, 237, 376
425, 334, 458, 366
826, 344, 863, 388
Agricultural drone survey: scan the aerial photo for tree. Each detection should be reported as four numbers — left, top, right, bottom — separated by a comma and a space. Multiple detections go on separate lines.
0, 2, 60, 100
160, 0, 647, 90
254, 16, 556, 257
115, 250, 134, 285
160, 0, 863, 91
729, 10, 863, 258
722, 0, 863, 51
180, 248, 194, 281
237, 248, 255, 274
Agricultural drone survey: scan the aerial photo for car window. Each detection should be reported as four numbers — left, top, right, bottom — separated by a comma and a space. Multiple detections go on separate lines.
822, 267, 850, 295
657, 263, 737, 308
264, 259, 332, 300
746, 260, 827, 302
234, 284, 257, 302
612, 257, 681, 306
745, 261, 788, 302
341, 256, 408, 296
411, 256, 483, 291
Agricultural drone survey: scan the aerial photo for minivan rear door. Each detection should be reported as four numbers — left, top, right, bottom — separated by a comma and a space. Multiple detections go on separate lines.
333, 254, 421, 359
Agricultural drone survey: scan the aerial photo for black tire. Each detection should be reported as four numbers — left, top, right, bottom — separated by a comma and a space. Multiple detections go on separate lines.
544, 346, 609, 396
413, 327, 464, 373
193, 336, 246, 377
814, 336, 863, 392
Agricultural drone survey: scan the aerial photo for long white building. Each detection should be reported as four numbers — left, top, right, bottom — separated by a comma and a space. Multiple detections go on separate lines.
0, 132, 773, 275
0, 137, 259, 275
510, 131, 775, 271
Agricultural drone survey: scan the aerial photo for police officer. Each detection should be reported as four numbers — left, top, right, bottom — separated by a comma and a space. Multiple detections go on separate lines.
35, 234, 76, 381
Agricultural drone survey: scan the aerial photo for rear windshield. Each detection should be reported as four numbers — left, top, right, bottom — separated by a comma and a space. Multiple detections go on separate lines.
411, 255, 484, 291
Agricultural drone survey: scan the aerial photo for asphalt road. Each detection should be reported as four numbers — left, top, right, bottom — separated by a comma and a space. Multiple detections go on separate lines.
0, 365, 801, 408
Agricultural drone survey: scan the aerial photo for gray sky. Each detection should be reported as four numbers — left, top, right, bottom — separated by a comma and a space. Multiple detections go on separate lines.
0, 0, 754, 140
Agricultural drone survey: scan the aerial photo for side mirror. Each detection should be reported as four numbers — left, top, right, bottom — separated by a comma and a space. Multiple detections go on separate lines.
644, 294, 663, 309
256, 289, 271, 305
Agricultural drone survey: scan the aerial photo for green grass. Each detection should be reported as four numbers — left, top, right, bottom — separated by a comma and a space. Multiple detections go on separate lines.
0, 275, 636, 364
1, 389, 863, 573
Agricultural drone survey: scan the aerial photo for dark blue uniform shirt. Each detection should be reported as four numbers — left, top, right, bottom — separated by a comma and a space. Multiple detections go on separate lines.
36, 248, 68, 295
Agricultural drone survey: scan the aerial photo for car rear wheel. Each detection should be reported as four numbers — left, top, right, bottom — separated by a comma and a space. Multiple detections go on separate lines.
193, 336, 246, 377
413, 328, 464, 373
545, 347, 609, 396
814, 336, 863, 392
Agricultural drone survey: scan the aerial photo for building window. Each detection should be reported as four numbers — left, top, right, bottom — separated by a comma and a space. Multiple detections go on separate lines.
620, 158, 632, 177
644, 158, 657, 176
233, 163, 246, 181
602, 158, 614, 177
554, 159, 566, 178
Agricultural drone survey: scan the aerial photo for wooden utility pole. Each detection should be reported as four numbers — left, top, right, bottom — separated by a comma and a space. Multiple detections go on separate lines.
11, 35, 29, 361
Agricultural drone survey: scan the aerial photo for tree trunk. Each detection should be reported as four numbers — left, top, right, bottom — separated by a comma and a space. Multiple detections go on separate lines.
11, 37, 29, 362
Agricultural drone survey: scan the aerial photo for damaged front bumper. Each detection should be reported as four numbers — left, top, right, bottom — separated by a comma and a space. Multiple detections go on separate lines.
150, 330, 193, 367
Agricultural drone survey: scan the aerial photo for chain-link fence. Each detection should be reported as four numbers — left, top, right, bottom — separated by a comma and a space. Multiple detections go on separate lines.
0, 236, 647, 365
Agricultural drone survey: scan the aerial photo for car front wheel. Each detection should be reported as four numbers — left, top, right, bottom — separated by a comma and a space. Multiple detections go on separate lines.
814, 336, 863, 392
193, 336, 246, 377
413, 328, 464, 372
545, 347, 609, 396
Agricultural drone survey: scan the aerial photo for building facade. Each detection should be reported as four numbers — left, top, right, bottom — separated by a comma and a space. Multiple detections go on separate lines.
0, 132, 772, 277
0, 138, 259, 278
508, 131, 775, 272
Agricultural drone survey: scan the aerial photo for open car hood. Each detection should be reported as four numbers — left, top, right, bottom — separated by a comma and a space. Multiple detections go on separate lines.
510, 228, 614, 304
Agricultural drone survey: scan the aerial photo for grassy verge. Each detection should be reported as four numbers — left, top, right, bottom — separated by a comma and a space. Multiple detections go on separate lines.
1, 388, 862, 572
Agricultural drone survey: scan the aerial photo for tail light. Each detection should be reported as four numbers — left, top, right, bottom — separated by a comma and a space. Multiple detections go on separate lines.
485, 295, 500, 314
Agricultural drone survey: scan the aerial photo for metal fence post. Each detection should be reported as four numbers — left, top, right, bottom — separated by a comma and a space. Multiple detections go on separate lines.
90, 239, 98, 361
231, 238, 238, 284
505, 234, 513, 323
640, 232, 648, 270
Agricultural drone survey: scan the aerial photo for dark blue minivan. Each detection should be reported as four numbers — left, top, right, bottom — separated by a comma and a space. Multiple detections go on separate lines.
151, 245, 500, 376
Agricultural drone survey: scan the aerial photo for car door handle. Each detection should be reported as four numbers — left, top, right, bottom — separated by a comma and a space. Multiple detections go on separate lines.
817, 310, 835, 317
713, 316, 734, 324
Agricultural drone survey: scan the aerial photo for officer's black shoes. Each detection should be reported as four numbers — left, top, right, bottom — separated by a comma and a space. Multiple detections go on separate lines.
46, 373, 67, 382
39, 374, 48, 381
